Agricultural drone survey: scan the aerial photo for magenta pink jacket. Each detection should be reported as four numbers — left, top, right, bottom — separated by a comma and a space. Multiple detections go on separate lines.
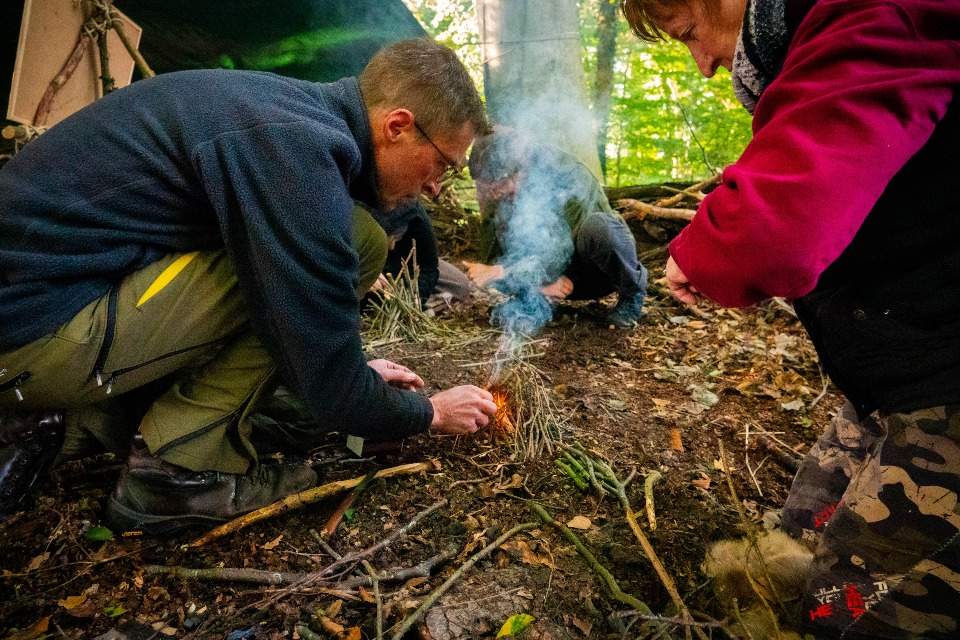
669, 0, 960, 308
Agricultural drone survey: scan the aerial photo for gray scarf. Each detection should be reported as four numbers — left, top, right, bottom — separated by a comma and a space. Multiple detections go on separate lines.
732, 0, 790, 113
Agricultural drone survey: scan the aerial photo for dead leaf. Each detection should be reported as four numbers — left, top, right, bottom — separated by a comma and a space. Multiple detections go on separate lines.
58, 594, 88, 611
692, 474, 711, 491
403, 577, 429, 590
357, 586, 375, 604
570, 615, 593, 636
261, 534, 283, 550
343, 628, 362, 640
3, 616, 49, 640
133, 574, 144, 589
669, 427, 684, 453
326, 599, 343, 618
25, 552, 49, 572
713, 458, 729, 473
495, 473, 524, 493
566, 515, 592, 530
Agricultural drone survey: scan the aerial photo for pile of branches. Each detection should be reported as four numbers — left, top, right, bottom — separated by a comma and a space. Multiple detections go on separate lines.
362, 250, 453, 349
485, 339, 566, 460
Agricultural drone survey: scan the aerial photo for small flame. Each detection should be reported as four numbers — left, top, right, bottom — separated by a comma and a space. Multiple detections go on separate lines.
490, 387, 516, 435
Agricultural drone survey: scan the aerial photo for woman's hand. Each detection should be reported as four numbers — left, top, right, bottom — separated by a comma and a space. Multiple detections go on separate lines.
665, 256, 700, 306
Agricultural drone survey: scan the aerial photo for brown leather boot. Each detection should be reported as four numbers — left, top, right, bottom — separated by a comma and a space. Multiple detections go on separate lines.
106, 437, 318, 536
0, 410, 65, 520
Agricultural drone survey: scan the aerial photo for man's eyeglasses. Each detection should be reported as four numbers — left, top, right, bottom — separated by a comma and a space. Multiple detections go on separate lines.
414, 120, 465, 181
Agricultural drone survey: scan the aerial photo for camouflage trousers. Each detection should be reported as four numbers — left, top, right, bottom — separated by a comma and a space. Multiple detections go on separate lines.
782, 401, 960, 638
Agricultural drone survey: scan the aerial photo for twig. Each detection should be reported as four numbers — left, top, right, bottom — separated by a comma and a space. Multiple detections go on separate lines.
744, 423, 763, 497
809, 365, 830, 409
643, 471, 662, 530
34, 30, 92, 125
362, 560, 383, 640
319, 499, 447, 578
719, 442, 783, 632
528, 502, 651, 615
187, 461, 437, 547
320, 472, 376, 540
614, 611, 726, 628
388, 522, 537, 640
340, 545, 458, 589
108, 15, 154, 77
654, 174, 720, 207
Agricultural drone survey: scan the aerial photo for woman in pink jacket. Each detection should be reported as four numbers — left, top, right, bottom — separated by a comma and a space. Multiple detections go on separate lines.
623, 0, 960, 637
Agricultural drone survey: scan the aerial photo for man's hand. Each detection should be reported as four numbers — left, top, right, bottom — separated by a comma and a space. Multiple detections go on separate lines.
462, 261, 505, 288
368, 358, 424, 390
665, 256, 699, 306
540, 275, 573, 301
429, 385, 497, 435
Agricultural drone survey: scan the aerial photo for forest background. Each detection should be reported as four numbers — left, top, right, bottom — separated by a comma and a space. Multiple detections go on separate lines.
403, 0, 753, 186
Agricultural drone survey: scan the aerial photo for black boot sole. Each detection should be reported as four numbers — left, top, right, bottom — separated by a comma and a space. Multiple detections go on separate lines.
106, 495, 228, 537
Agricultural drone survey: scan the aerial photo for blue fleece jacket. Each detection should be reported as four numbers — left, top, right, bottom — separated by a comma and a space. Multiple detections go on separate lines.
0, 70, 433, 439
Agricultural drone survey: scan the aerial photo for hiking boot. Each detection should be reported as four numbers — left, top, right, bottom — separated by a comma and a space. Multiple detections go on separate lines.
106, 437, 318, 536
0, 410, 65, 520
606, 292, 646, 328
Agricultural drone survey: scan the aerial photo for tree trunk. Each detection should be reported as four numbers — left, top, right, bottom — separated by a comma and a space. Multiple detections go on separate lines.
476, 0, 601, 176
592, 0, 619, 179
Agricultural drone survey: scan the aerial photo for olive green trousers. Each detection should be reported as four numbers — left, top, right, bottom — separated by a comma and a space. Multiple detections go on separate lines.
0, 207, 386, 474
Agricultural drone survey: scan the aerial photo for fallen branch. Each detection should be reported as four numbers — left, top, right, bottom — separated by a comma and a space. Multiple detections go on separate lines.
388, 522, 537, 640
187, 461, 437, 547
145, 545, 457, 590
617, 199, 696, 222
529, 502, 651, 615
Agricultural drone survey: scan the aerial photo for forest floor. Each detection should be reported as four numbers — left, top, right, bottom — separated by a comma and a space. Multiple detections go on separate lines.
0, 243, 838, 640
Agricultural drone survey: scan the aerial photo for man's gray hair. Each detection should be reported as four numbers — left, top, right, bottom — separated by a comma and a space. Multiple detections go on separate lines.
359, 38, 487, 138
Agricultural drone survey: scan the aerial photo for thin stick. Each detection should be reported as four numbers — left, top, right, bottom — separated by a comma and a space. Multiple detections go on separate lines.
617, 199, 696, 222
389, 523, 538, 640
108, 16, 155, 77
187, 461, 436, 547
613, 611, 726, 629
362, 560, 383, 640
321, 472, 376, 540
34, 30, 92, 125
745, 423, 764, 497
719, 442, 783, 633
653, 173, 720, 207
529, 502, 651, 615
644, 471, 662, 530
319, 499, 447, 578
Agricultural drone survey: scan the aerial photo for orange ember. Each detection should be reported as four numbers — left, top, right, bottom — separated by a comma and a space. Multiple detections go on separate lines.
490, 388, 517, 435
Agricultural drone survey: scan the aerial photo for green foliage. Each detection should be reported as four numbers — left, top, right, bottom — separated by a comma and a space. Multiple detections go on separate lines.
404, 0, 753, 185
84, 525, 114, 542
